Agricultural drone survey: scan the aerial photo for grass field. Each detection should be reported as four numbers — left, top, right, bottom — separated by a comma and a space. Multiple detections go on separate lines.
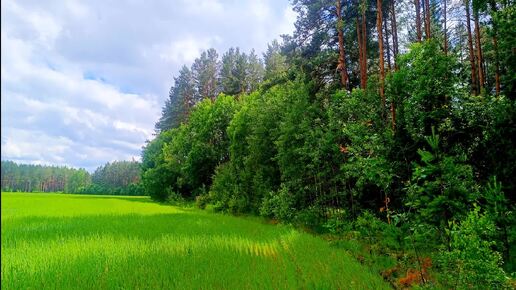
1, 192, 390, 289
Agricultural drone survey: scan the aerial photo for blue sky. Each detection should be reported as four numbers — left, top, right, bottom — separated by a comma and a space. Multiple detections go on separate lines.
1, 0, 296, 171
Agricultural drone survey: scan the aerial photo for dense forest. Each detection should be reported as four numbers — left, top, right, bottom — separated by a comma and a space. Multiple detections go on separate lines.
1, 161, 90, 193
141, 0, 515, 287
1, 160, 142, 196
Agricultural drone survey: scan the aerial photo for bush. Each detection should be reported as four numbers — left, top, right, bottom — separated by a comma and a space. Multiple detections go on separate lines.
322, 209, 350, 234
209, 162, 241, 213
437, 206, 509, 289
195, 193, 210, 209
354, 211, 402, 254
165, 188, 187, 206
259, 185, 295, 221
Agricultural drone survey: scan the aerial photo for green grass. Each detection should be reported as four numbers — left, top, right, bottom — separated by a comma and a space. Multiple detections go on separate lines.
1, 192, 390, 289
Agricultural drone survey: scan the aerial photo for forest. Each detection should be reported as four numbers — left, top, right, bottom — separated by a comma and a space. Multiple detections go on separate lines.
139, 0, 515, 287
2, 0, 515, 287
0, 160, 142, 196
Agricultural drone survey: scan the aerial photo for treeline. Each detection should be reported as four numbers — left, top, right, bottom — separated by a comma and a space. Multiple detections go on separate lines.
1, 160, 143, 196
1, 161, 90, 193
78, 161, 143, 196
141, 0, 515, 287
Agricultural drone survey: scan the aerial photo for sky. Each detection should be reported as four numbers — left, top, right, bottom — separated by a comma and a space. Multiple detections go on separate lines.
1, 0, 296, 171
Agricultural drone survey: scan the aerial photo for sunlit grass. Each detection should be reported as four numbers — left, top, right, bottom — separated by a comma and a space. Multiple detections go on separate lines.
1, 192, 390, 289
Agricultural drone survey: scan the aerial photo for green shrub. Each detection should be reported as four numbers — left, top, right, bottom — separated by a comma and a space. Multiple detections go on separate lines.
437, 206, 509, 289
259, 185, 295, 221
209, 162, 241, 213
195, 193, 210, 209
322, 209, 350, 234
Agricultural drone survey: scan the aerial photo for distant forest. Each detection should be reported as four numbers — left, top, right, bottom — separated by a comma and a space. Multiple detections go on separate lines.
0, 160, 142, 195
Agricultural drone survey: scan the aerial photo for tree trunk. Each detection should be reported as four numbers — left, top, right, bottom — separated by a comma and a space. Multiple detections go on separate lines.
384, 10, 392, 71
356, 0, 368, 90
336, 0, 349, 89
465, 0, 478, 95
492, 33, 501, 94
377, 0, 386, 117
391, 0, 399, 69
490, 0, 500, 95
424, 0, 431, 39
474, 12, 485, 92
357, 18, 365, 89
415, 0, 422, 41
443, 0, 448, 54
391, 0, 398, 130
362, 2, 368, 89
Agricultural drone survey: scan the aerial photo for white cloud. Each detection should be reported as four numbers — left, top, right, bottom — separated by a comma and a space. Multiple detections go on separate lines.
181, 0, 224, 15
158, 36, 222, 64
251, 0, 272, 21
2, 0, 62, 48
278, 5, 297, 36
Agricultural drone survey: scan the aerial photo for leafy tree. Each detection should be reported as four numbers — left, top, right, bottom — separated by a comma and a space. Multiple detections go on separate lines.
406, 129, 479, 229
143, 95, 238, 201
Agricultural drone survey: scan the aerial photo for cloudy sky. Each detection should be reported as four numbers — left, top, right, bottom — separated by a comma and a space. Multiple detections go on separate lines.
1, 0, 296, 171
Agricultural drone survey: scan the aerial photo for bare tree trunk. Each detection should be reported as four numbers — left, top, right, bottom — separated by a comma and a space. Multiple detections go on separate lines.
362, 2, 368, 89
357, 18, 365, 89
465, 0, 478, 95
390, 0, 398, 130
336, 0, 349, 89
377, 0, 386, 117
493, 34, 501, 94
384, 10, 392, 71
443, 0, 448, 54
391, 0, 399, 69
357, 0, 368, 90
474, 12, 485, 92
415, 0, 422, 41
424, 0, 431, 39
490, 1, 500, 94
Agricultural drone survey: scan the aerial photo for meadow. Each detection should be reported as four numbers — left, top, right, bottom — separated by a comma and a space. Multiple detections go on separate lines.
1, 192, 390, 289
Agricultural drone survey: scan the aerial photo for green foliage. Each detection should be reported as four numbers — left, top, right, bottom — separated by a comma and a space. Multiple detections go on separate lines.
142, 13, 516, 286
219, 48, 264, 95
1, 161, 91, 193
390, 40, 458, 142
259, 185, 295, 222
155, 65, 196, 132
210, 84, 292, 213
192, 48, 219, 100
195, 193, 210, 209
82, 160, 142, 195
406, 128, 479, 228
354, 211, 402, 254
141, 129, 176, 200
142, 95, 238, 201
209, 162, 242, 213
438, 206, 510, 289
452, 94, 516, 196
263, 40, 288, 82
